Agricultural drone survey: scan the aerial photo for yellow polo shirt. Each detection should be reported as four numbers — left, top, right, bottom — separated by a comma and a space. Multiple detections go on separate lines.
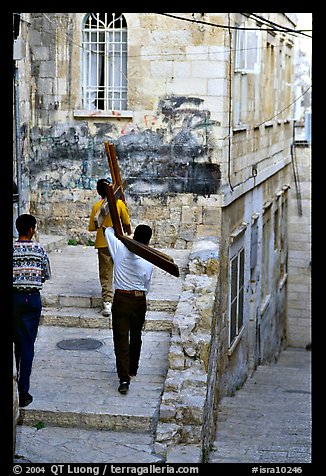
88, 199, 131, 249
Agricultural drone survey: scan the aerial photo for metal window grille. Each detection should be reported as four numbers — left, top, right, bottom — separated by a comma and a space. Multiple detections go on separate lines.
82, 13, 127, 111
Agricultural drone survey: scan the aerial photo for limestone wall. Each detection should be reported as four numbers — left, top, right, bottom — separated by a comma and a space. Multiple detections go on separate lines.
31, 190, 221, 249
23, 13, 294, 239
287, 145, 311, 346
154, 236, 219, 462
216, 166, 291, 399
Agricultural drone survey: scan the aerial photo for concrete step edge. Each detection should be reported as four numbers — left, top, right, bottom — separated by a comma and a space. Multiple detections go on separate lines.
18, 408, 154, 432
42, 294, 178, 312
40, 308, 174, 331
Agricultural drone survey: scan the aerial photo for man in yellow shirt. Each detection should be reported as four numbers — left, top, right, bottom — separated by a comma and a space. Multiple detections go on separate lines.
88, 179, 131, 316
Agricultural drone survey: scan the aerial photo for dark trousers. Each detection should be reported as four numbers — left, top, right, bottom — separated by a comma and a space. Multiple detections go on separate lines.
13, 291, 42, 396
111, 292, 146, 383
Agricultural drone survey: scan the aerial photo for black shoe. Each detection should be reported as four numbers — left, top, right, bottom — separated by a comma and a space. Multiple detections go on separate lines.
118, 382, 129, 394
19, 392, 33, 407
129, 371, 137, 377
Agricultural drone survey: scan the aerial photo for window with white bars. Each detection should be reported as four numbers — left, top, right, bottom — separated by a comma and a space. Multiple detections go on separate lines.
82, 13, 127, 111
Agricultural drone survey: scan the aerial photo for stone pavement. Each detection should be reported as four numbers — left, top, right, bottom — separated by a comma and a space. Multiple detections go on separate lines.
14, 234, 312, 464
15, 234, 191, 464
208, 347, 312, 464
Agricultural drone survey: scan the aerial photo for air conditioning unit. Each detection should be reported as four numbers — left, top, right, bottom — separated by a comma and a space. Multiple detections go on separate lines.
13, 38, 22, 60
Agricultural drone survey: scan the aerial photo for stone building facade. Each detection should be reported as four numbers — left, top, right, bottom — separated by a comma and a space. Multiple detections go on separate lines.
287, 143, 311, 347
13, 12, 310, 458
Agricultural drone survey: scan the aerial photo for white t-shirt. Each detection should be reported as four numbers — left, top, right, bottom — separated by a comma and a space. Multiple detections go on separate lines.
104, 227, 153, 294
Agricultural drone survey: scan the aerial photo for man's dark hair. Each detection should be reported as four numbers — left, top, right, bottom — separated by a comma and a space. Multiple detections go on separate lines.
16, 214, 37, 236
96, 178, 112, 199
133, 224, 152, 245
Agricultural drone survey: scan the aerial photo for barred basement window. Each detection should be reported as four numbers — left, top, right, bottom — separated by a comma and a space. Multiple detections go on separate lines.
82, 13, 127, 111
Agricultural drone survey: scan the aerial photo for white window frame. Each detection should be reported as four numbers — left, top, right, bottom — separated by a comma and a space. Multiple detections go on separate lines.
233, 23, 261, 127
234, 25, 261, 74
280, 191, 288, 279
81, 13, 127, 111
261, 204, 272, 310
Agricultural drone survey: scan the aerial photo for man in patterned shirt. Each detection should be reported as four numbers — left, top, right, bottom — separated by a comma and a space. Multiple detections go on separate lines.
13, 214, 51, 407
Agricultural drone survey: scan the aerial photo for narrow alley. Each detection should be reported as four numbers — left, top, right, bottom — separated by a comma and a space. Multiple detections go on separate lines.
12, 11, 312, 471
14, 235, 312, 464
208, 347, 311, 463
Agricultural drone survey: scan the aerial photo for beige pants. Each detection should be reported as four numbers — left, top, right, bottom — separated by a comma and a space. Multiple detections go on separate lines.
98, 247, 114, 302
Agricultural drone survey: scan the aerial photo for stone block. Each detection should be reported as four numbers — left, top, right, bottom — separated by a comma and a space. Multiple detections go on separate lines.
196, 294, 216, 331
180, 395, 205, 425
155, 422, 181, 443
59, 295, 91, 308
181, 206, 203, 224
159, 404, 177, 421
166, 444, 202, 463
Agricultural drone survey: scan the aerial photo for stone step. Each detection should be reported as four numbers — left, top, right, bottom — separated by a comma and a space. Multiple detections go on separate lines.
41, 244, 189, 311
19, 405, 157, 432
42, 293, 178, 312
41, 307, 174, 331
18, 326, 170, 432
15, 426, 164, 463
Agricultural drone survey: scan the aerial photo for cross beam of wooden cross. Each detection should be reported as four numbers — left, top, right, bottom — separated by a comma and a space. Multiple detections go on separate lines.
103, 141, 179, 278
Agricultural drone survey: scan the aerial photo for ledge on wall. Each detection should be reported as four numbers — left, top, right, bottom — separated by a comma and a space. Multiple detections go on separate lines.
73, 110, 134, 119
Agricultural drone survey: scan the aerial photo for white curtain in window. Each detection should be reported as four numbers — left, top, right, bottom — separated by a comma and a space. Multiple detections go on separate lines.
82, 13, 127, 111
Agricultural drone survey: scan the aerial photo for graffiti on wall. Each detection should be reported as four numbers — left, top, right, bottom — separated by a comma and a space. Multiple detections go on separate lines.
117, 96, 221, 196
29, 95, 221, 196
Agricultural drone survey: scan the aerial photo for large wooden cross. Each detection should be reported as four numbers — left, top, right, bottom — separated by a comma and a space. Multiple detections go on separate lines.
103, 141, 179, 278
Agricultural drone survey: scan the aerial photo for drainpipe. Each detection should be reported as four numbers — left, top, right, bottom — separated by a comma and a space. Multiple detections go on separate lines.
227, 13, 234, 192
14, 63, 22, 215
13, 12, 22, 214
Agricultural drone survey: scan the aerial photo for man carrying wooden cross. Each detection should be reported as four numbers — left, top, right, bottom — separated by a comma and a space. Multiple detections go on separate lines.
88, 178, 131, 317
101, 141, 179, 395
104, 223, 154, 395
102, 141, 179, 278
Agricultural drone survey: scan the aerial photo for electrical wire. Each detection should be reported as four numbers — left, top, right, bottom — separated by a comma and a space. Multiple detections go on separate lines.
157, 13, 312, 38
255, 85, 311, 128
17, 12, 312, 195
36, 13, 311, 152
241, 12, 312, 39
39, 13, 311, 63
218, 84, 312, 145
220, 83, 311, 191
39, 13, 301, 60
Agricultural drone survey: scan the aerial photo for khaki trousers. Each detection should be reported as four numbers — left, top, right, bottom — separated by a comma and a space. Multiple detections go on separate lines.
97, 247, 114, 302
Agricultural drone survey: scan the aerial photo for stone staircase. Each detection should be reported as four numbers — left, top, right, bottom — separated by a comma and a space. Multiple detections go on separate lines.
16, 237, 191, 463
